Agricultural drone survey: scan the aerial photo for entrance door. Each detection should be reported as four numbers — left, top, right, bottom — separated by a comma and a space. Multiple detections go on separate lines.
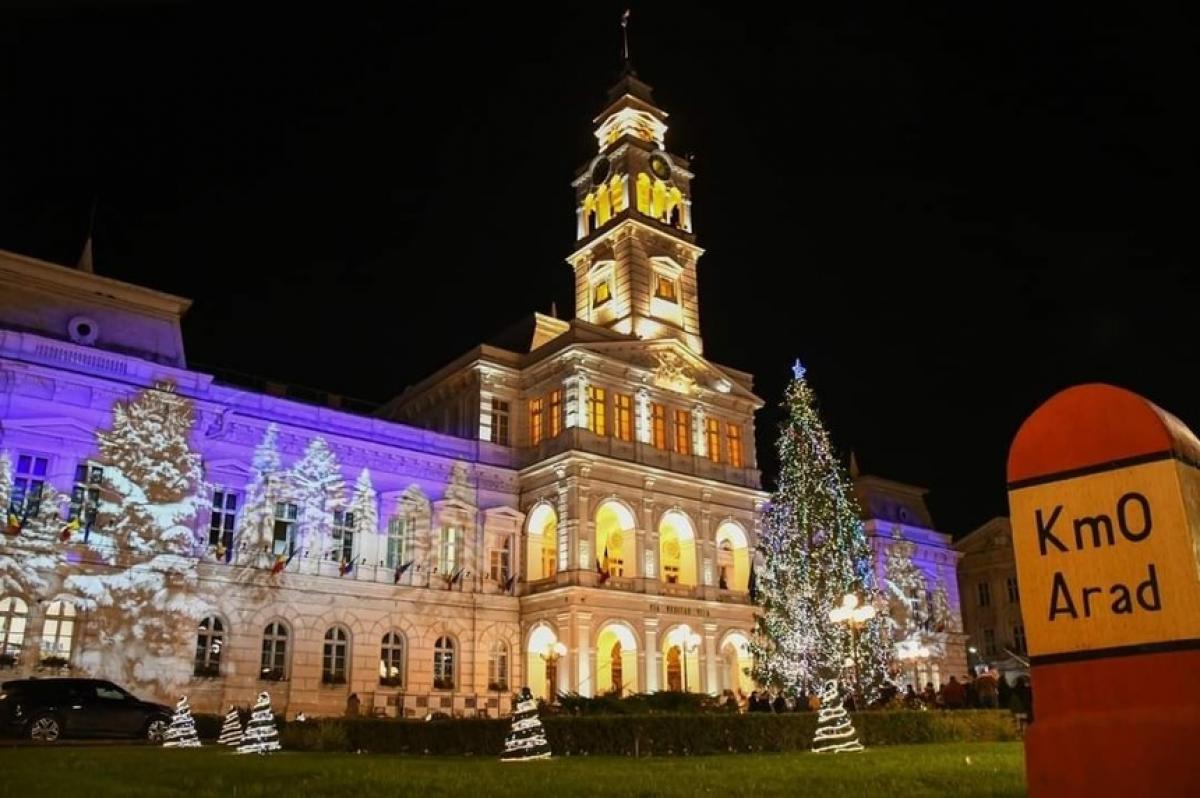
666, 646, 682, 692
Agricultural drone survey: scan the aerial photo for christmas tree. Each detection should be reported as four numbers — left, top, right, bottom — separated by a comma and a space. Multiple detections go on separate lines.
812, 679, 864, 753
162, 695, 201, 748
931, 577, 957, 633
501, 687, 551, 762
64, 382, 211, 694
236, 692, 281, 754
0, 452, 65, 599
237, 424, 283, 560
750, 361, 893, 703
217, 705, 243, 746
290, 437, 344, 554
349, 468, 378, 543
884, 528, 928, 643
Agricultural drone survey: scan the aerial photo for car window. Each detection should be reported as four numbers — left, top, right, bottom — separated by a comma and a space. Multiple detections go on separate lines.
95, 685, 126, 701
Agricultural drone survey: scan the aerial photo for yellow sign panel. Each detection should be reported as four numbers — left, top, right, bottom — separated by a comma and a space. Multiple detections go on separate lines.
1008, 459, 1200, 657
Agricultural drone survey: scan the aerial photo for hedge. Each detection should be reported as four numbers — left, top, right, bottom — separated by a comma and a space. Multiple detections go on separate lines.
264, 711, 1016, 755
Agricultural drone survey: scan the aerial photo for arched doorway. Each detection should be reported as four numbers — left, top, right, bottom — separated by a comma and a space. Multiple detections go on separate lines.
595, 622, 639, 696
595, 500, 636, 578
715, 521, 750, 592
719, 631, 755, 698
666, 646, 682, 692
526, 503, 558, 582
658, 511, 697, 586
526, 623, 565, 701
662, 624, 702, 692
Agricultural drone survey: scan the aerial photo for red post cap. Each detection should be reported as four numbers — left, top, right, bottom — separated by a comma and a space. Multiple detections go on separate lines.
1008, 383, 1200, 485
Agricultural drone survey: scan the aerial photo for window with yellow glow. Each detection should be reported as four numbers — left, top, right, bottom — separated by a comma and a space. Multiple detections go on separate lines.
587, 386, 607, 436
652, 403, 667, 449
592, 279, 611, 308
673, 409, 691, 455
609, 174, 625, 213
548, 390, 563, 437
614, 393, 633, 441
654, 275, 678, 303
636, 173, 652, 215
727, 424, 743, 468
706, 418, 721, 463
529, 397, 544, 446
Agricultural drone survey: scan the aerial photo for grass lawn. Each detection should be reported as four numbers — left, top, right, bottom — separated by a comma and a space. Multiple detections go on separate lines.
0, 742, 1024, 797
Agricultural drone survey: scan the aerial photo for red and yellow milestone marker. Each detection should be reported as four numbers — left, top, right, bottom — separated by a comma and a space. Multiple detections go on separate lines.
1007, 384, 1200, 796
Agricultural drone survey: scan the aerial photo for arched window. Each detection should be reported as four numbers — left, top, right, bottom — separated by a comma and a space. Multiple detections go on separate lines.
487, 640, 509, 691
666, 645, 682, 692
433, 636, 456, 690
194, 616, 224, 677
39, 601, 75, 666
322, 626, 349, 685
260, 621, 289, 681
0, 597, 29, 666
379, 632, 405, 687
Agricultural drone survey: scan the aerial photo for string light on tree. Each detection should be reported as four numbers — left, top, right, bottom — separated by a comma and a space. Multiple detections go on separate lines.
812, 679, 864, 754
162, 695, 201, 748
217, 705, 243, 746
501, 686, 552, 762
750, 360, 894, 702
236, 692, 281, 755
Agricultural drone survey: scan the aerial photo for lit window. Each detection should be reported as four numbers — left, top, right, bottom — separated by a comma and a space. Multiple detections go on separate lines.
194, 616, 224, 677
977, 581, 991, 608
651, 403, 667, 449
490, 398, 510, 446
587, 386, 607, 436
332, 510, 355, 563
433, 636, 456, 690
69, 462, 104, 527
11, 455, 48, 515
272, 503, 298, 557
614, 394, 633, 441
379, 632, 405, 687
654, 275, 677, 302
529, 397, 545, 446
705, 419, 721, 463
673, 409, 691, 455
727, 424, 744, 468
39, 601, 75, 664
488, 641, 509, 691
439, 526, 459, 574
260, 621, 288, 681
0, 597, 29, 663
208, 489, 237, 548
593, 280, 612, 308
386, 516, 411, 569
548, 390, 563, 437
322, 626, 349, 684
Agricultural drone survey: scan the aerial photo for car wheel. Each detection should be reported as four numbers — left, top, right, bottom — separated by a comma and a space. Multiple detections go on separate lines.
29, 714, 62, 742
145, 717, 169, 743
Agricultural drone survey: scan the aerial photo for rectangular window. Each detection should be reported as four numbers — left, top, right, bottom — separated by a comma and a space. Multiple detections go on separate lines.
489, 538, 512, 582
529, 397, 545, 446
1013, 625, 1027, 654
651, 403, 667, 449
331, 510, 355, 563
272, 502, 298, 557
69, 462, 104, 527
439, 526, 459, 574
587, 386, 607, 436
673, 409, 691, 455
705, 418, 721, 463
654, 275, 678, 302
592, 280, 611, 307
1006, 576, 1020, 604
983, 628, 997, 656
977, 581, 991, 608
614, 394, 633, 441
548, 389, 563, 437
490, 398, 510, 446
387, 517, 410, 569
727, 424, 744, 468
208, 489, 238, 548
11, 454, 48, 515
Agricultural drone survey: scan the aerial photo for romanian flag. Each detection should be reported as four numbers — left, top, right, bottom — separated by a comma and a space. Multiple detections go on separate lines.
271, 549, 299, 575
59, 518, 81, 543
503, 572, 518, 594
747, 560, 758, 603
339, 558, 355, 577
596, 554, 610, 585
5, 512, 21, 537
215, 540, 227, 563
393, 559, 414, 584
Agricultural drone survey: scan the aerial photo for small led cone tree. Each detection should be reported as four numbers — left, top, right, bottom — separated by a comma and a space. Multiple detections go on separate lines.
162, 695, 201, 748
501, 687, 551, 762
750, 361, 893, 703
812, 679, 864, 753
236, 692, 281, 754
217, 705, 243, 746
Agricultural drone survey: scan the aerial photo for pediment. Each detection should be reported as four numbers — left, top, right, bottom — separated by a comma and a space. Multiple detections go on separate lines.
579, 339, 760, 403
482, 505, 526, 523
0, 416, 100, 446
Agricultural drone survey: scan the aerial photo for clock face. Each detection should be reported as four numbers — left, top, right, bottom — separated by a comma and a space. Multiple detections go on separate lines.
590, 157, 611, 186
649, 152, 671, 181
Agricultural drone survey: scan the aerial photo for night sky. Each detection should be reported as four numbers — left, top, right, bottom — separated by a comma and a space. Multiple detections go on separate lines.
2, 5, 1196, 536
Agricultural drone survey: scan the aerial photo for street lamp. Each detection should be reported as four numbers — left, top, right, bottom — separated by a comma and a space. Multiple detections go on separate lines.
828, 592, 877, 707
540, 641, 567, 702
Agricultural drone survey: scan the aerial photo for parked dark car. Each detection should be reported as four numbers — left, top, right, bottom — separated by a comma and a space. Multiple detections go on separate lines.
0, 678, 171, 742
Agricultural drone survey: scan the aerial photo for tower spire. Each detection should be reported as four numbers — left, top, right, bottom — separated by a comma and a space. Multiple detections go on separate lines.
621, 9, 631, 68
77, 195, 97, 273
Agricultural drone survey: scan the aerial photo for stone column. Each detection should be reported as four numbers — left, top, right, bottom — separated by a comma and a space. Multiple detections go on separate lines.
704, 623, 719, 696
643, 617, 660, 693
575, 612, 593, 698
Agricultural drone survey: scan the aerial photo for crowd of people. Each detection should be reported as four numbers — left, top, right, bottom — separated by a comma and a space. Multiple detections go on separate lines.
719, 668, 1033, 719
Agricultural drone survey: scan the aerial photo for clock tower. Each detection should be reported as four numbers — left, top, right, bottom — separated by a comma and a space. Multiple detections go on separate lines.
568, 64, 705, 355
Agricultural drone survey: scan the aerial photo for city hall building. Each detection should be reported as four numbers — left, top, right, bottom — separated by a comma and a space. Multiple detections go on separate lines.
0, 68, 766, 718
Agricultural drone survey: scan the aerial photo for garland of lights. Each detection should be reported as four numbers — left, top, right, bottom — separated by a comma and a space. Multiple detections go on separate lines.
812, 679, 864, 754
